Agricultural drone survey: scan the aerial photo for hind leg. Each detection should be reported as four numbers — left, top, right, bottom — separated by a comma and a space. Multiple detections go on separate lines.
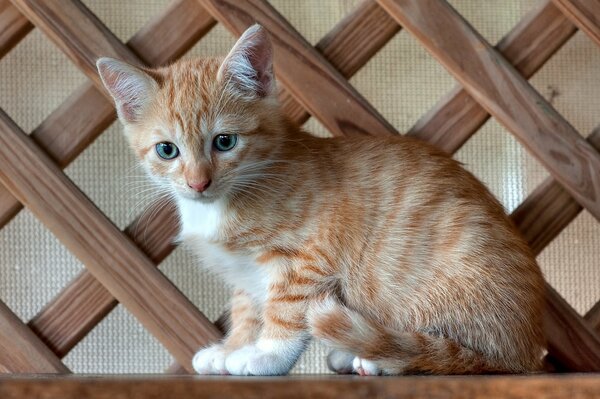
352, 357, 382, 376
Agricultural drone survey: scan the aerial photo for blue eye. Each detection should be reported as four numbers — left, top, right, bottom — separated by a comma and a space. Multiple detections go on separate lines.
156, 142, 179, 160
213, 134, 238, 152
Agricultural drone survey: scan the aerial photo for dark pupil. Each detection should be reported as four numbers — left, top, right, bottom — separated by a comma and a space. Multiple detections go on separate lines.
218, 136, 231, 148
162, 144, 173, 155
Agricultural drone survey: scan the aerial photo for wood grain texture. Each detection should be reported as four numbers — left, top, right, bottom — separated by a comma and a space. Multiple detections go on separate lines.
552, 0, 600, 47
0, 301, 69, 373
0, 110, 220, 372
586, 301, 600, 333
279, 0, 401, 124
543, 284, 600, 371
2, 374, 600, 399
509, 126, 600, 371
11, 0, 140, 91
0, 0, 215, 228
408, 0, 577, 154
378, 0, 600, 222
511, 128, 600, 255
28, 202, 182, 358
198, 0, 398, 137
0, 0, 32, 59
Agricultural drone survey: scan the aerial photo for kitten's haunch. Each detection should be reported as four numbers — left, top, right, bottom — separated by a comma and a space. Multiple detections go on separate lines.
97, 24, 545, 376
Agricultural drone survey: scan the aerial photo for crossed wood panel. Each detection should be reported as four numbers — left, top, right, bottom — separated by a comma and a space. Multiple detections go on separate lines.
0, 0, 598, 374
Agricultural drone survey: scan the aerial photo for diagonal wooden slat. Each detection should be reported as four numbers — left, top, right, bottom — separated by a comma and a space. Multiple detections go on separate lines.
279, 0, 401, 124
408, 0, 577, 154
198, 0, 398, 138
0, 0, 215, 229
586, 301, 600, 333
10, 0, 140, 90
24, 0, 398, 360
0, 301, 69, 373
0, 0, 32, 59
28, 202, 181, 358
552, 0, 600, 46
512, 127, 600, 255
543, 284, 600, 371
377, 0, 600, 219
0, 110, 220, 372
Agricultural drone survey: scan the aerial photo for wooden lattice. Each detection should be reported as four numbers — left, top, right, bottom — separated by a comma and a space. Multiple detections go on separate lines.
0, 0, 599, 378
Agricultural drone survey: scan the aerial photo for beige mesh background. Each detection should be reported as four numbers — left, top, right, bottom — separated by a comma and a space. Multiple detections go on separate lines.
0, 0, 598, 373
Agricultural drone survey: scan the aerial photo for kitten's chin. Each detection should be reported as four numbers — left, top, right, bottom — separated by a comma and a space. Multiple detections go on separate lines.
177, 190, 218, 203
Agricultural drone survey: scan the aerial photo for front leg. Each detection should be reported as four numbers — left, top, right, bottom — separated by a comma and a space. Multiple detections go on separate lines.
193, 289, 261, 374
225, 274, 314, 375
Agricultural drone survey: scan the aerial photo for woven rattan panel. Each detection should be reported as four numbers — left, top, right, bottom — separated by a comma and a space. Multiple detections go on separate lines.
0, 0, 598, 372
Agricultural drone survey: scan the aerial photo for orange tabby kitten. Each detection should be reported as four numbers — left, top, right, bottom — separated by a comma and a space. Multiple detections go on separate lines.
97, 25, 545, 376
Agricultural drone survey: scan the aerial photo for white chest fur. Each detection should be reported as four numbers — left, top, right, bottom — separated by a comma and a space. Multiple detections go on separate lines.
176, 197, 269, 302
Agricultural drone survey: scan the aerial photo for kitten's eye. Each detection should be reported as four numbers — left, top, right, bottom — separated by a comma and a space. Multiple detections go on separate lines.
156, 142, 179, 160
213, 134, 238, 152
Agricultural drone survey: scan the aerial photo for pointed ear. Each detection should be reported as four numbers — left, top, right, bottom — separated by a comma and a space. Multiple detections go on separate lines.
96, 57, 158, 124
218, 24, 274, 98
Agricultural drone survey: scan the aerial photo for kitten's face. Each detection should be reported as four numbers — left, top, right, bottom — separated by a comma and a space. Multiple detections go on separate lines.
97, 25, 279, 202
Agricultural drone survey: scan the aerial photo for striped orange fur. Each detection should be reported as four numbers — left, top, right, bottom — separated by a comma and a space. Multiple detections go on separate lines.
97, 25, 545, 376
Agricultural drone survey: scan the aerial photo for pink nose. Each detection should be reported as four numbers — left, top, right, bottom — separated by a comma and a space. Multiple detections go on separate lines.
188, 179, 211, 193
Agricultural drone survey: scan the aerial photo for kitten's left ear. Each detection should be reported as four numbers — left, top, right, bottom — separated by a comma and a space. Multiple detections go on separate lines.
96, 57, 158, 124
218, 24, 274, 98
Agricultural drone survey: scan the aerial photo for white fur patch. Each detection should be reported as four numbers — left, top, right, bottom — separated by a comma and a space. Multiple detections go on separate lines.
225, 339, 305, 376
177, 196, 269, 301
353, 357, 382, 376
193, 344, 228, 375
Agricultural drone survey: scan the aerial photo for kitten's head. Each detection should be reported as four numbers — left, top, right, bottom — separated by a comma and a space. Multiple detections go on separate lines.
97, 25, 283, 202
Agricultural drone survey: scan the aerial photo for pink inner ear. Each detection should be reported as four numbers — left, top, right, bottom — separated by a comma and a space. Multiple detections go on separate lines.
244, 30, 273, 97
97, 59, 153, 123
223, 25, 274, 98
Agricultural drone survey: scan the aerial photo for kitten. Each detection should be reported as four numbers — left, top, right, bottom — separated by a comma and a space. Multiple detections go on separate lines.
97, 24, 545, 376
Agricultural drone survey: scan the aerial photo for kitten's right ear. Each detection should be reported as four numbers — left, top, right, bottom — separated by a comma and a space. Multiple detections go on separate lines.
96, 57, 158, 124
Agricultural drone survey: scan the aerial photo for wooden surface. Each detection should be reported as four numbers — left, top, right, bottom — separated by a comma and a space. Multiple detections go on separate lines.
0, 302, 69, 373
378, 0, 600, 222
408, 0, 577, 153
1, 374, 600, 399
552, 0, 600, 46
0, 0, 32, 59
199, 0, 398, 137
0, 111, 220, 372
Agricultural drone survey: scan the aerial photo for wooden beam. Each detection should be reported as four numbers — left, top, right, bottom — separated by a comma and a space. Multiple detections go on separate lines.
11, 0, 140, 91
552, 0, 600, 47
28, 202, 181, 358
377, 0, 600, 222
0, 301, 69, 373
279, 0, 401, 124
22, 0, 398, 361
0, 0, 215, 228
408, 0, 577, 154
198, 0, 398, 137
0, 110, 220, 372
1, 375, 600, 399
0, 0, 32, 59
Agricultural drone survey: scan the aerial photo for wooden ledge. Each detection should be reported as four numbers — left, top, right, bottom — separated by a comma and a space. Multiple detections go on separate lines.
0, 374, 599, 398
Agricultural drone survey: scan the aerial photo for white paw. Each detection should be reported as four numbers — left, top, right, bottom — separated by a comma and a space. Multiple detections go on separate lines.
192, 344, 228, 375
327, 350, 355, 374
353, 357, 381, 376
225, 345, 294, 376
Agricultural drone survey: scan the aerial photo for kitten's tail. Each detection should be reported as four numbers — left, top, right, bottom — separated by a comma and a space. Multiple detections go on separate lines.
308, 297, 514, 375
